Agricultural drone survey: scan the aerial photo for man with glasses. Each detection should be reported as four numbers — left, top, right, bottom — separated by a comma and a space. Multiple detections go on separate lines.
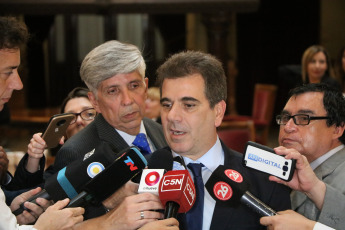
274, 83, 345, 229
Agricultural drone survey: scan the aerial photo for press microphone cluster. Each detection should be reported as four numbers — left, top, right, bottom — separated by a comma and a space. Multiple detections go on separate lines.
205, 165, 277, 217
13, 143, 147, 215
138, 154, 196, 218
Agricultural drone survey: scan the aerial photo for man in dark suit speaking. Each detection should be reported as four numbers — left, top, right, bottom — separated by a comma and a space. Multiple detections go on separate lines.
148, 50, 291, 229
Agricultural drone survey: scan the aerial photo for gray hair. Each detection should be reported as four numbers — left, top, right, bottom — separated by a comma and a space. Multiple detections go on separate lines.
80, 40, 146, 94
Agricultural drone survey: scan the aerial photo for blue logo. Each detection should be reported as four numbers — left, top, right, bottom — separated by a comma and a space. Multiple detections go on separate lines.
87, 162, 105, 178
124, 156, 138, 171
248, 153, 281, 169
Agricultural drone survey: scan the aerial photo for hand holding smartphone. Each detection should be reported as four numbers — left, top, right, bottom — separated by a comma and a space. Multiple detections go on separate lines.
41, 113, 75, 148
243, 141, 296, 181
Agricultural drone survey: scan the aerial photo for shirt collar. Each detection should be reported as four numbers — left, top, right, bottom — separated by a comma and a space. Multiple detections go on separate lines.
310, 144, 344, 170
172, 137, 224, 172
115, 121, 147, 145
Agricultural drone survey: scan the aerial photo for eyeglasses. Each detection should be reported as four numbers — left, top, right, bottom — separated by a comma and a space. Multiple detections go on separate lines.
276, 114, 329, 126
69, 108, 97, 124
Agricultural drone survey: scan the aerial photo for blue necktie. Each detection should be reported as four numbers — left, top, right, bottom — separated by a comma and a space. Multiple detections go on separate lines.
186, 163, 204, 230
132, 133, 152, 155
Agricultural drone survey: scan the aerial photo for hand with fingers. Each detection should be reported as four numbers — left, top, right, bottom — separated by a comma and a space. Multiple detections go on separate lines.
271, 146, 326, 210
33, 198, 84, 230
10, 187, 53, 224
106, 193, 164, 229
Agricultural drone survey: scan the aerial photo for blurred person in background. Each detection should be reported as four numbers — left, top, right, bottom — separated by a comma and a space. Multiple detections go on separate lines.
144, 87, 161, 124
301, 45, 341, 90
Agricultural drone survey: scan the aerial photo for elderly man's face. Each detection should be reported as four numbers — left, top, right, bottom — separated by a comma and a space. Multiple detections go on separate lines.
278, 92, 344, 162
0, 49, 23, 111
88, 71, 148, 135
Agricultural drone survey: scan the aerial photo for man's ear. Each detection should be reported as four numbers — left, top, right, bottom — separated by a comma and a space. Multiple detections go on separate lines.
88, 92, 101, 113
333, 124, 345, 140
214, 100, 226, 127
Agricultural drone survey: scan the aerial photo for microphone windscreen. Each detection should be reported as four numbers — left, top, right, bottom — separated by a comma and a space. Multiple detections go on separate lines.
148, 147, 173, 171
159, 170, 196, 213
45, 142, 119, 201
205, 165, 249, 207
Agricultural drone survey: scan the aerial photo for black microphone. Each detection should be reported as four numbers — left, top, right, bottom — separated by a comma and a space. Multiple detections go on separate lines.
12, 142, 123, 215
205, 165, 277, 217
67, 147, 147, 207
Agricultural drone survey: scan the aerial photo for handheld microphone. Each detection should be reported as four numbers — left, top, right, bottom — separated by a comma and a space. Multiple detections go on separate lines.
12, 142, 124, 215
205, 165, 277, 217
158, 170, 196, 218
67, 147, 147, 207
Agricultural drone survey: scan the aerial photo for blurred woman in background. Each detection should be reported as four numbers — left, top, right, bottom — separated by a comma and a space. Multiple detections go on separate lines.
301, 45, 341, 90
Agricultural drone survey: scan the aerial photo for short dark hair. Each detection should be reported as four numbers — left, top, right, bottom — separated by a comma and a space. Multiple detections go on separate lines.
0, 16, 29, 50
60, 87, 90, 113
156, 50, 227, 108
289, 83, 345, 144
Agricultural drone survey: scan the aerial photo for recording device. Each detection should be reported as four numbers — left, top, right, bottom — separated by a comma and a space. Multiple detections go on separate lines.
205, 165, 277, 217
68, 147, 147, 207
42, 113, 75, 148
138, 169, 166, 195
158, 170, 196, 218
243, 141, 296, 181
13, 142, 122, 215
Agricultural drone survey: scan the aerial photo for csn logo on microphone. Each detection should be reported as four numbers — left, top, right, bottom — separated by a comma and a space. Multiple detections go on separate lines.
138, 169, 165, 195
243, 141, 296, 181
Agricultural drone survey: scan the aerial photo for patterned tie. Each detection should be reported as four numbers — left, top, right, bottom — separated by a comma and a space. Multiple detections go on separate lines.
132, 133, 152, 155
186, 163, 204, 230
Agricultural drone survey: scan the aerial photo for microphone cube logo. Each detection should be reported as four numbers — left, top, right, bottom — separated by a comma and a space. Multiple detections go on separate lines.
138, 169, 165, 194
183, 177, 196, 205
145, 171, 161, 186
87, 162, 105, 178
161, 174, 184, 191
213, 181, 232, 201
225, 169, 243, 183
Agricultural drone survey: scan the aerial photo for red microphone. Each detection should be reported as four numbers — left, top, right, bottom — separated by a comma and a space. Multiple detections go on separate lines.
158, 170, 196, 218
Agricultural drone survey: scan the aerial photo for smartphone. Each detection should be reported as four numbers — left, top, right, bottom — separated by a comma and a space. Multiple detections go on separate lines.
41, 113, 75, 148
242, 141, 296, 181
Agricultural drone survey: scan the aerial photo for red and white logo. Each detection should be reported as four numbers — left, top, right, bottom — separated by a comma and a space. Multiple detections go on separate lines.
213, 181, 232, 201
145, 171, 160, 186
161, 174, 184, 191
183, 177, 196, 205
225, 169, 243, 183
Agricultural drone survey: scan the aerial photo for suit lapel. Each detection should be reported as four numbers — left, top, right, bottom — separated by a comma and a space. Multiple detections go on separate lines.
209, 142, 236, 230
95, 114, 129, 152
292, 147, 345, 213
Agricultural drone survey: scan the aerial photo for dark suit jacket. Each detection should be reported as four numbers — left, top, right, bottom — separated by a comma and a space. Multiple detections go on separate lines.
148, 143, 291, 230
52, 114, 167, 173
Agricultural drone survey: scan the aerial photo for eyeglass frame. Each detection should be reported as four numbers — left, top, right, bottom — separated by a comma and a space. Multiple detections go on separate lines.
276, 113, 330, 126
69, 108, 97, 124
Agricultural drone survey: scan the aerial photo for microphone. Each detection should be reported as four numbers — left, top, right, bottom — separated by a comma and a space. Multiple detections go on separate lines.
205, 165, 277, 217
13, 142, 129, 215
67, 147, 147, 207
158, 170, 196, 218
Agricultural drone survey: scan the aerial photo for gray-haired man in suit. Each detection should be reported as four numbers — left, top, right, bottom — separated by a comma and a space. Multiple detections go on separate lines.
52, 40, 167, 218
